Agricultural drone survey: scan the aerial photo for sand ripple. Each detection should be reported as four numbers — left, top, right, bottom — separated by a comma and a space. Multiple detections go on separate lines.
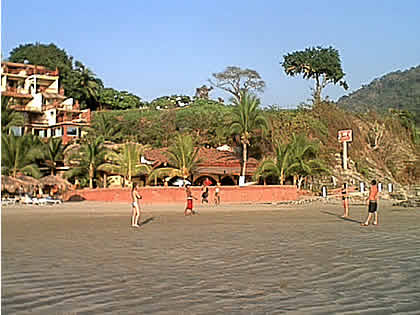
2, 202, 420, 314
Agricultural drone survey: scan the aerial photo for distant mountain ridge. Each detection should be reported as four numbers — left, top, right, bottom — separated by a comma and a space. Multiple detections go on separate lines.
337, 65, 420, 124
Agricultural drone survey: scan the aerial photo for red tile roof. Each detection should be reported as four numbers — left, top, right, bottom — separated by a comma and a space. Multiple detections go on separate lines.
144, 147, 258, 175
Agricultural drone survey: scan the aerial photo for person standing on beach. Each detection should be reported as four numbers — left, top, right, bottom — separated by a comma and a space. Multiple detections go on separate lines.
361, 180, 379, 226
131, 183, 142, 228
214, 182, 221, 206
341, 183, 349, 217
201, 185, 209, 204
185, 184, 197, 216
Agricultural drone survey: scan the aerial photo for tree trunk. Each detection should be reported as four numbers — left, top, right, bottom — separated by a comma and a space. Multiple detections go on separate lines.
89, 164, 94, 189
314, 76, 322, 105
241, 142, 247, 179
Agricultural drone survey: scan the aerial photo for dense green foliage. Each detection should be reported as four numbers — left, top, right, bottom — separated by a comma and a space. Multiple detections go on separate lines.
99, 143, 151, 184
7, 43, 142, 111
148, 134, 200, 183
230, 91, 269, 176
337, 65, 420, 125
1, 96, 24, 133
281, 46, 348, 104
1, 134, 41, 178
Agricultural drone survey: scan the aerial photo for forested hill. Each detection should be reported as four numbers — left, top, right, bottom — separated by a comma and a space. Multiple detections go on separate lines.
337, 65, 420, 124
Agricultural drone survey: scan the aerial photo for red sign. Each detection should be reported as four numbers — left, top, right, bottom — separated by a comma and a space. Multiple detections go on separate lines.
338, 129, 352, 143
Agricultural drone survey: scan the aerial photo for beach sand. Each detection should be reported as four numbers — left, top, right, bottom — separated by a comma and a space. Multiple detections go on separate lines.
2, 200, 420, 314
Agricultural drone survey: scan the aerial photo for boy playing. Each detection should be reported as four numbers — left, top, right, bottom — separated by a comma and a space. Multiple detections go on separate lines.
361, 180, 379, 226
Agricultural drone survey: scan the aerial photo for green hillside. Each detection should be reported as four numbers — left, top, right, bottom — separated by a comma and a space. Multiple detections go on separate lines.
337, 65, 420, 125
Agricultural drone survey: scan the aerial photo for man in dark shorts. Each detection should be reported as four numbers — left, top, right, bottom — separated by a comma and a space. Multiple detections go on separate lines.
361, 180, 379, 226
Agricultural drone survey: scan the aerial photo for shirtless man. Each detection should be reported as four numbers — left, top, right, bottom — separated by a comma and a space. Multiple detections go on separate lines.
131, 183, 142, 227
185, 184, 197, 216
361, 180, 379, 226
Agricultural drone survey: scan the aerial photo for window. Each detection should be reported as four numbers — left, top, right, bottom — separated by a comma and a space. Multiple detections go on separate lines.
55, 127, 62, 136
11, 126, 23, 136
67, 126, 78, 136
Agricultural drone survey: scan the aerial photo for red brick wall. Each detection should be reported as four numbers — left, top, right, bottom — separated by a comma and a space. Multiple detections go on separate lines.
64, 185, 298, 205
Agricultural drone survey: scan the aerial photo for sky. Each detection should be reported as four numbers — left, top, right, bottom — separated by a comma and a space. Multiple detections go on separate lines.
2, 0, 420, 108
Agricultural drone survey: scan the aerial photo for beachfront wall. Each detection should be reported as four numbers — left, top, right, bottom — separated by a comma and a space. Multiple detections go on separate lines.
65, 185, 298, 204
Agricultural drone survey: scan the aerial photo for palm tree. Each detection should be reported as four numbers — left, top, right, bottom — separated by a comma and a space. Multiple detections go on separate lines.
88, 113, 123, 142
74, 61, 103, 110
1, 134, 41, 178
148, 134, 199, 184
99, 142, 151, 186
1, 95, 24, 134
287, 134, 329, 189
255, 141, 293, 185
65, 137, 107, 188
230, 91, 268, 179
42, 137, 68, 175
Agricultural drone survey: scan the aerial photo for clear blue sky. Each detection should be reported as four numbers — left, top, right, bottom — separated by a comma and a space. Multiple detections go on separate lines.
2, 0, 419, 107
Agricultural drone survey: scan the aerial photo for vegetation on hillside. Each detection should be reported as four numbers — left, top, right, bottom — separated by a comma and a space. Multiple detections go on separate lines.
3, 43, 419, 190
337, 65, 420, 125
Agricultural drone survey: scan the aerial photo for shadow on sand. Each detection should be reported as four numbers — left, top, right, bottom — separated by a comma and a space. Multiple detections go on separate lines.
139, 217, 155, 227
321, 211, 361, 224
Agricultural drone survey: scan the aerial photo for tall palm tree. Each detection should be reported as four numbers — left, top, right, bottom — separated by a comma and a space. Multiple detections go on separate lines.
1, 95, 24, 134
255, 141, 293, 185
99, 142, 151, 185
230, 91, 268, 179
287, 134, 329, 189
1, 134, 41, 178
74, 61, 103, 109
42, 137, 68, 175
65, 137, 107, 188
148, 134, 199, 184
88, 113, 123, 142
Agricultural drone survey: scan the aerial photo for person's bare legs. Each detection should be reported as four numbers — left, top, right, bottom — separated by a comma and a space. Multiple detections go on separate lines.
373, 212, 378, 225
341, 199, 349, 217
132, 205, 140, 227
362, 213, 372, 226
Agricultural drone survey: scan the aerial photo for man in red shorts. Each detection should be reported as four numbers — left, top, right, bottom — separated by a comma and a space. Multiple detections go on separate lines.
184, 184, 197, 216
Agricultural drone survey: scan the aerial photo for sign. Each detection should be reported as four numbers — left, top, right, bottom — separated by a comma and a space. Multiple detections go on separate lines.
338, 129, 352, 143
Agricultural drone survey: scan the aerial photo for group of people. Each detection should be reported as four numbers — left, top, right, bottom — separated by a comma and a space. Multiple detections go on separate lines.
130, 179, 381, 228
130, 181, 222, 227
340, 179, 380, 226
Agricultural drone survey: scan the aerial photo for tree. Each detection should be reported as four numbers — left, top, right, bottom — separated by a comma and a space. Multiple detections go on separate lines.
71, 61, 103, 110
65, 137, 107, 188
88, 113, 123, 142
230, 91, 268, 179
1, 96, 24, 134
41, 138, 68, 175
287, 134, 329, 189
8, 43, 74, 93
281, 46, 348, 105
98, 88, 143, 110
148, 134, 200, 184
209, 66, 265, 102
255, 142, 293, 185
99, 142, 151, 185
1, 134, 41, 178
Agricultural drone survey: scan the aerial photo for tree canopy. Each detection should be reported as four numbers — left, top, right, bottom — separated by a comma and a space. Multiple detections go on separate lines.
209, 66, 265, 101
281, 46, 348, 105
7, 42, 142, 111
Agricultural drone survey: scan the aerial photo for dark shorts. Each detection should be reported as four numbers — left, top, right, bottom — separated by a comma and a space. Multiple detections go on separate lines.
368, 201, 378, 213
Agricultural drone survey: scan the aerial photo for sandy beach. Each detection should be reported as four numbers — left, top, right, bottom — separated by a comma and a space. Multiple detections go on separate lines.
2, 200, 420, 314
